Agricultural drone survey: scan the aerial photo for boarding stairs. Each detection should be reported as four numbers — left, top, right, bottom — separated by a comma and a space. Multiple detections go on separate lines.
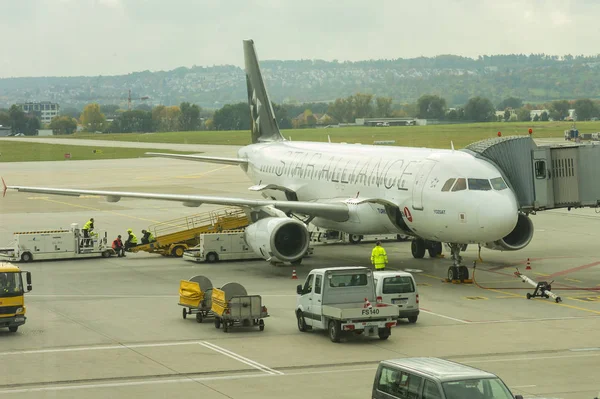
129, 207, 250, 257
462, 136, 600, 212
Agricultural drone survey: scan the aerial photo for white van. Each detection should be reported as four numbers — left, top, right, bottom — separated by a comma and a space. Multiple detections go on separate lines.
373, 271, 419, 323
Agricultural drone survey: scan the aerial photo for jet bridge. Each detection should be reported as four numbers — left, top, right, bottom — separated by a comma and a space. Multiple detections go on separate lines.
462, 136, 600, 213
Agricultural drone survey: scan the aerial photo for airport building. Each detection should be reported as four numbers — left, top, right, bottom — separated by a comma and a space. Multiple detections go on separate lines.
17, 101, 60, 124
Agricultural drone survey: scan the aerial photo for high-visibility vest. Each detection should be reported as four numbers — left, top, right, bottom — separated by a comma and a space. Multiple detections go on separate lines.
129, 233, 138, 244
83, 220, 94, 231
147, 232, 155, 242
371, 246, 388, 269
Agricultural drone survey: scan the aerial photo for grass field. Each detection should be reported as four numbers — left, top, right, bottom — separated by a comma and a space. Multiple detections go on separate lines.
0, 141, 194, 163
37, 121, 600, 149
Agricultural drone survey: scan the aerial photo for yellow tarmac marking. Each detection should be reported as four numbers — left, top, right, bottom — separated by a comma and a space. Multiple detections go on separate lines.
534, 272, 551, 277
495, 296, 523, 299
421, 273, 444, 281
33, 198, 162, 224
565, 278, 582, 283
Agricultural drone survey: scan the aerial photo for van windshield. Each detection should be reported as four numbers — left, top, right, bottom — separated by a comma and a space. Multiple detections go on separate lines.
382, 276, 415, 294
442, 378, 513, 399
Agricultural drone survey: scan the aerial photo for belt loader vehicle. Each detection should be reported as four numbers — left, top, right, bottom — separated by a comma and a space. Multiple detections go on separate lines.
0, 223, 113, 262
295, 266, 398, 343
0, 262, 32, 332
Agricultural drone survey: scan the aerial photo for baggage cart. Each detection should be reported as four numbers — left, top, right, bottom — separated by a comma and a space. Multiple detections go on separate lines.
211, 282, 269, 333
178, 275, 215, 323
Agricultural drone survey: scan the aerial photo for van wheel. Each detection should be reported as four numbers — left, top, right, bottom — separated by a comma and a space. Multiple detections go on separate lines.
408, 316, 418, 323
102, 250, 111, 258
206, 252, 218, 263
378, 327, 391, 340
328, 320, 341, 343
297, 311, 307, 332
21, 252, 32, 262
8, 326, 18, 333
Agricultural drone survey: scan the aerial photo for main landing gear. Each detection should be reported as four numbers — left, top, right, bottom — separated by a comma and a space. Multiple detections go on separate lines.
411, 239, 471, 283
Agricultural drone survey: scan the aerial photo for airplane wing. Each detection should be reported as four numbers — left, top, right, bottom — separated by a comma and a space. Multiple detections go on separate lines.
2, 179, 349, 222
144, 152, 248, 166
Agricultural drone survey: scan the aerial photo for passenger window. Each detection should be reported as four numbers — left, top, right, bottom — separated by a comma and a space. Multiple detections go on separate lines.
383, 276, 415, 294
535, 160, 546, 179
302, 275, 314, 294
451, 178, 466, 192
441, 178, 456, 192
329, 273, 367, 287
467, 178, 492, 191
490, 177, 507, 190
315, 275, 322, 294
423, 380, 442, 399
378, 366, 402, 397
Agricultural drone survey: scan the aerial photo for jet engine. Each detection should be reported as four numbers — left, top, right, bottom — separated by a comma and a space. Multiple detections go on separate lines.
244, 217, 310, 263
483, 212, 534, 251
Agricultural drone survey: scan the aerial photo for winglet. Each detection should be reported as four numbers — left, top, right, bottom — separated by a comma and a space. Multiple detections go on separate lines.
2, 177, 7, 198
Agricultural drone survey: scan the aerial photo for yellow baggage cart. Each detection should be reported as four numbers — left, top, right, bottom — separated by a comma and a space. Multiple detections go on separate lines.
178, 275, 215, 323
211, 282, 269, 333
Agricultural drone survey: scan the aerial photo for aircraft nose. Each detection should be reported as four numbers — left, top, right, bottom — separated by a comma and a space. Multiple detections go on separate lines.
477, 195, 518, 238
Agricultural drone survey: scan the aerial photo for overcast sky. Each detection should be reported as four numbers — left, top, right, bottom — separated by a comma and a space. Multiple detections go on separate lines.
1, 0, 599, 78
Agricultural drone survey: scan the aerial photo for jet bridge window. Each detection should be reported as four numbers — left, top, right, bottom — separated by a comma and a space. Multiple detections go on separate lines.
534, 160, 546, 179
441, 178, 456, 192
467, 178, 492, 191
451, 178, 467, 192
490, 177, 507, 190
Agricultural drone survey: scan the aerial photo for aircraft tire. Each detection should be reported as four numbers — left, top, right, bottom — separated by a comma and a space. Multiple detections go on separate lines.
427, 241, 442, 258
411, 239, 426, 259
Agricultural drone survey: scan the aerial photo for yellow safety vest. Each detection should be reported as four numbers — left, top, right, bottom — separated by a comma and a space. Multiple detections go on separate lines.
83, 220, 93, 230
129, 233, 138, 244
371, 246, 388, 269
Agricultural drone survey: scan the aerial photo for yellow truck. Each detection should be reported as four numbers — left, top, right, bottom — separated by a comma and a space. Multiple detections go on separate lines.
0, 262, 32, 333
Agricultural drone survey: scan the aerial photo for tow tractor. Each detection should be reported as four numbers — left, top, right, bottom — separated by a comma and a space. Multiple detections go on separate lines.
0, 262, 32, 332
0, 223, 113, 262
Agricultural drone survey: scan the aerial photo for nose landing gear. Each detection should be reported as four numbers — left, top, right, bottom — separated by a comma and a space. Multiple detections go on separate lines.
446, 243, 472, 284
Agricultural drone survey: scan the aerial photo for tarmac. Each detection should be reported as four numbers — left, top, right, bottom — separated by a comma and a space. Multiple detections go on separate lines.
1, 141, 600, 399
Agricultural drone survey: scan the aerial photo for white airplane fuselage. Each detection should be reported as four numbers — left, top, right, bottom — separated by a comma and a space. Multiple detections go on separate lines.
238, 140, 519, 245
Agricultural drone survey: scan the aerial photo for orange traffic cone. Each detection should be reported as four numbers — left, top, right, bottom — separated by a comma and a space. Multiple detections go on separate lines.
525, 258, 531, 270
291, 269, 298, 279
363, 297, 373, 309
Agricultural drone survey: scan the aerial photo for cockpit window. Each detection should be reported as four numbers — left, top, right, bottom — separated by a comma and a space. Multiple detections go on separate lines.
441, 178, 456, 192
468, 178, 492, 191
490, 177, 508, 190
451, 178, 467, 192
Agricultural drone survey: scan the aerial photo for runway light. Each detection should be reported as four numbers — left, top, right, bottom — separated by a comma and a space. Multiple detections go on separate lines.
497, 131, 502, 137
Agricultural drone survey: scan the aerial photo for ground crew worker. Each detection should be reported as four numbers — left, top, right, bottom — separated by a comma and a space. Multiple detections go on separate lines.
124, 229, 137, 251
81, 217, 94, 247
371, 241, 388, 271
112, 235, 125, 257
141, 229, 155, 244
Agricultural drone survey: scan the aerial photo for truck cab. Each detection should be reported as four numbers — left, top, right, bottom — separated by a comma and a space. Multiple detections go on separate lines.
0, 263, 32, 333
296, 266, 398, 342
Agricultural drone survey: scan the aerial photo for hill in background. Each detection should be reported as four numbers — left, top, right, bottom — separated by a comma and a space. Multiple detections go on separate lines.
1, 54, 599, 110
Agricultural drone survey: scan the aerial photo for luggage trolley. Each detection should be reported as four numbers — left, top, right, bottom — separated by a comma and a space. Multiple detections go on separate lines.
211, 282, 269, 333
178, 275, 216, 323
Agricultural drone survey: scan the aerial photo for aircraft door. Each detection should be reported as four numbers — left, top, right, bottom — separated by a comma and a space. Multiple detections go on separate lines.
532, 148, 554, 210
412, 160, 436, 210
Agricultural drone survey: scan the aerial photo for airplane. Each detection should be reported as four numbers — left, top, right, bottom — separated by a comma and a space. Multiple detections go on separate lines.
2, 39, 534, 281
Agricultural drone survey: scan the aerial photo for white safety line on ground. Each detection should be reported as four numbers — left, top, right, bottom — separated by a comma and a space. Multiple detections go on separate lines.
199, 341, 283, 376
0, 366, 372, 395
420, 309, 470, 324
460, 351, 600, 364
569, 347, 600, 352
0, 341, 204, 357
468, 315, 600, 324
